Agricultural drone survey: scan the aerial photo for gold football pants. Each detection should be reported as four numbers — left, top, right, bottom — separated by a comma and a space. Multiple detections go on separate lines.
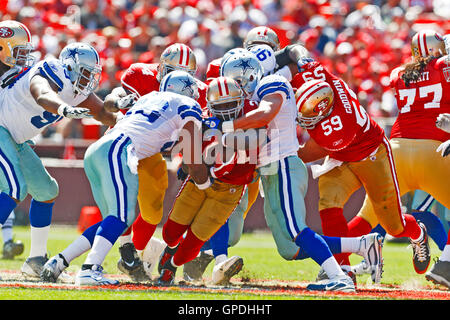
168, 179, 244, 241
137, 153, 168, 225
318, 137, 406, 235
357, 138, 450, 228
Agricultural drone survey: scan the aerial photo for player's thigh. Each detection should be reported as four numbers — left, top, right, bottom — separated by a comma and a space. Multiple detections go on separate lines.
350, 140, 404, 235
244, 177, 260, 219
410, 139, 450, 209
318, 162, 362, 210
260, 156, 309, 240
84, 134, 139, 226
18, 142, 58, 202
168, 180, 205, 226
191, 182, 244, 241
0, 127, 27, 201
137, 153, 168, 224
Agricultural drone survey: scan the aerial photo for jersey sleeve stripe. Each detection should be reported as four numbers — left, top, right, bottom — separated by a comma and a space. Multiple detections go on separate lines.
179, 110, 202, 121
257, 81, 290, 99
40, 62, 64, 91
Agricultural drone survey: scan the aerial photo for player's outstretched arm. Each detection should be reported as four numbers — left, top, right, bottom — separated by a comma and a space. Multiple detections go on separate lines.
297, 137, 328, 163
229, 92, 284, 132
77, 92, 120, 127
30, 75, 91, 119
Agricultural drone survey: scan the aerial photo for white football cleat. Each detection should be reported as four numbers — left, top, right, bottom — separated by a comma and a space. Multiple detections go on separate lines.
75, 265, 119, 286
307, 274, 356, 293
41, 254, 69, 282
212, 256, 243, 285
141, 237, 167, 276
358, 233, 384, 283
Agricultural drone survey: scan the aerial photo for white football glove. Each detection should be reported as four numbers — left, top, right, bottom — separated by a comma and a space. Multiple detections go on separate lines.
436, 139, 450, 157
58, 104, 92, 119
436, 113, 450, 133
116, 93, 137, 110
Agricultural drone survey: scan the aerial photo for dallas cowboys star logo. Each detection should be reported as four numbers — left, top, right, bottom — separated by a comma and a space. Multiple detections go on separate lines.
181, 77, 195, 95
66, 48, 84, 60
234, 58, 254, 73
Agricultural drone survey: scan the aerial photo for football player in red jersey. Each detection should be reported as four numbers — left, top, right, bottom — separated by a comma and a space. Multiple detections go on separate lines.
426, 112, 450, 289
103, 43, 208, 282
348, 30, 450, 276
156, 77, 260, 285
294, 61, 431, 277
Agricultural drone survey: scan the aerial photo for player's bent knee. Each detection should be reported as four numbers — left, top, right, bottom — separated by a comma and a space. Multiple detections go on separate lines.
31, 179, 59, 202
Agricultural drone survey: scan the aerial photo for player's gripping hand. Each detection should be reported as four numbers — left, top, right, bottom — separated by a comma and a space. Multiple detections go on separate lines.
436, 140, 450, 157
116, 93, 138, 110
436, 113, 450, 133
58, 103, 92, 119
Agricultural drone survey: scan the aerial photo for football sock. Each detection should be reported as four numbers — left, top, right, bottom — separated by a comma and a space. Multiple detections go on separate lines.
2, 212, 14, 242
294, 227, 334, 266
132, 214, 157, 251
210, 220, 229, 258
412, 211, 447, 251
85, 216, 128, 266
392, 213, 422, 241
0, 192, 17, 226
320, 207, 350, 265
162, 218, 188, 248
28, 199, 54, 257
60, 221, 102, 263
348, 215, 373, 237
173, 228, 205, 266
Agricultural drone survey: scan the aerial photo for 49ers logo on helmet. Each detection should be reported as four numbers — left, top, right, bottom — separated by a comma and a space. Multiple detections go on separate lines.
0, 27, 14, 38
314, 98, 330, 113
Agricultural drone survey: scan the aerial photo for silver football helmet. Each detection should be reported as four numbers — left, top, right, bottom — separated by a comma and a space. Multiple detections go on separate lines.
59, 42, 102, 96
159, 70, 199, 100
220, 51, 263, 98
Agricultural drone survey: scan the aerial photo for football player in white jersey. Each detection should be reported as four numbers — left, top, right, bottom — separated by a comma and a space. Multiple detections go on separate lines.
41, 71, 208, 285
0, 38, 119, 278
202, 51, 384, 292
0, 20, 32, 260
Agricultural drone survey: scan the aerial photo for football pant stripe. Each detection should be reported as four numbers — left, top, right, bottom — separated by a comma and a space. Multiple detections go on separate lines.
382, 136, 404, 225
278, 158, 300, 239
416, 194, 435, 212
107, 134, 130, 223
0, 148, 19, 200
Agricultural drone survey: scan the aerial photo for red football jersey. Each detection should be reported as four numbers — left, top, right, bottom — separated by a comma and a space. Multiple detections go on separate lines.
206, 58, 221, 84
120, 62, 208, 110
390, 56, 450, 142
295, 62, 385, 162
205, 100, 259, 185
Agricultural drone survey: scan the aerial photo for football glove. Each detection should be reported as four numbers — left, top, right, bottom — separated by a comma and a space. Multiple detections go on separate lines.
58, 104, 92, 119
436, 113, 450, 133
116, 93, 138, 110
202, 117, 223, 131
436, 139, 450, 157
177, 164, 189, 181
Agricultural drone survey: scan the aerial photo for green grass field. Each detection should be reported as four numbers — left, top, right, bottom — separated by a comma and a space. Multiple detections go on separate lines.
0, 225, 446, 301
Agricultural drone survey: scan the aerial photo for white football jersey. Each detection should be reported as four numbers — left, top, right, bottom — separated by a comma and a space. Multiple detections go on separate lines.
0, 58, 87, 144
110, 91, 203, 160
251, 74, 299, 167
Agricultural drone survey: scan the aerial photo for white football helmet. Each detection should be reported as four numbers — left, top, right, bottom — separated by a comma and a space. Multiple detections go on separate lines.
248, 44, 276, 76
159, 70, 199, 100
220, 51, 263, 98
243, 26, 280, 51
59, 42, 102, 96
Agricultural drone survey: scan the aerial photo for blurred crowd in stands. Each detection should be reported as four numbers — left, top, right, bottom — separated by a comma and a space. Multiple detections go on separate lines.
1, 0, 450, 142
